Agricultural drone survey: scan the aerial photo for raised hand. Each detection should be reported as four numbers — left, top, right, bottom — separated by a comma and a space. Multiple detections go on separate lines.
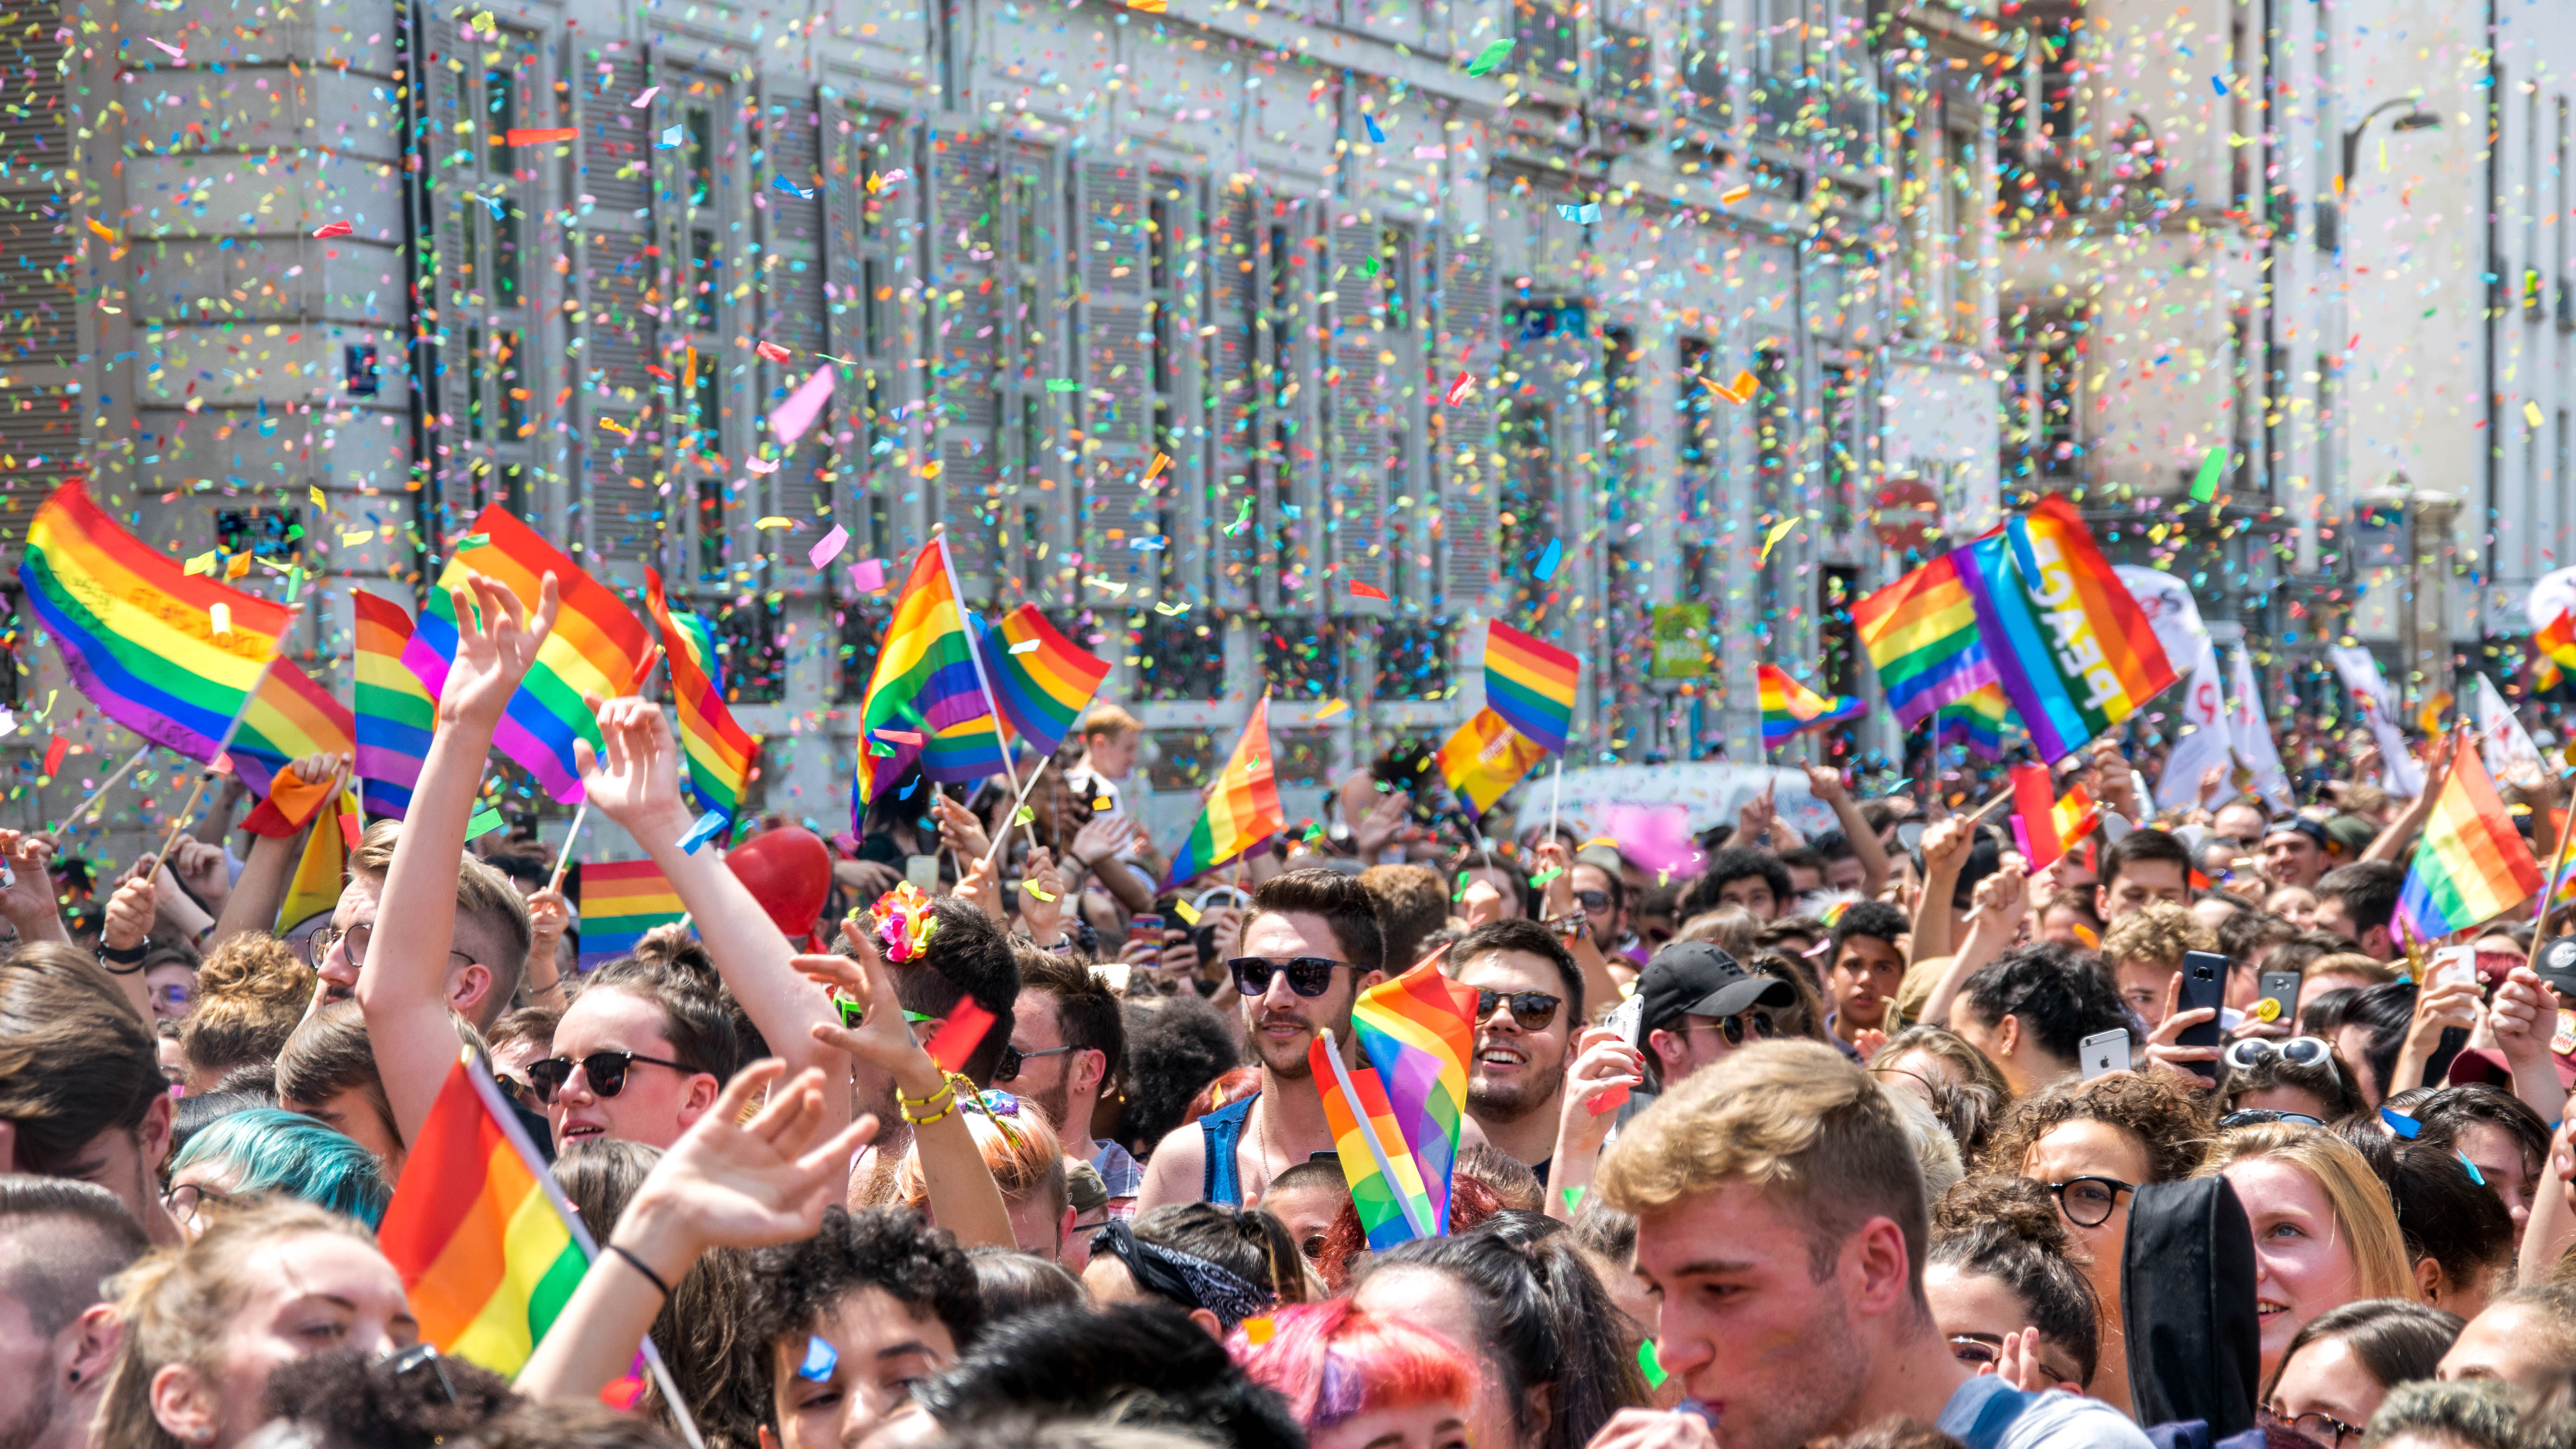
2091, 737, 2139, 819
0, 830, 61, 937
615, 1061, 876, 1268
1804, 763, 1848, 806
441, 571, 561, 728
1532, 838, 1576, 919
801, 949, 941, 1093
1556, 1025, 1646, 1158
100, 870, 157, 953
2142, 974, 2219, 1081
931, 794, 992, 863
1019, 846, 1067, 946
574, 695, 690, 840
167, 833, 232, 913
1919, 816, 1973, 873
2492, 966, 2557, 1067
527, 886, 572, 955
1353, 789, 1411, 859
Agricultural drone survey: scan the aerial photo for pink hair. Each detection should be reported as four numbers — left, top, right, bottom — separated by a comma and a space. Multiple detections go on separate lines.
1228, 1300, 1474, 1430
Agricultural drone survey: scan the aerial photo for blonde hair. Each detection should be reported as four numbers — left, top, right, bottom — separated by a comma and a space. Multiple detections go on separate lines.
1599, 1039, 1929, 1293
1078, 704, 1143, 742
97, 1197, 379, 1449
2197, 1123, 2416, 1304
901, 1102, 1070, 1225
2303, 952, 2400, 987
180, 933, 316, 1084
2098, 901, 2216, 972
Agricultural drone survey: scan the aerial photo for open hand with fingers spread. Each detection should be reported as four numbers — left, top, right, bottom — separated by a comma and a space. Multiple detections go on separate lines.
441, 570, 562, 728
574, 695, 692, 842
608, 1060, 878, 1285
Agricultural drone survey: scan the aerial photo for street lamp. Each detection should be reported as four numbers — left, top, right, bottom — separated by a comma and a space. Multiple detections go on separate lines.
2319, 97, 2440, 252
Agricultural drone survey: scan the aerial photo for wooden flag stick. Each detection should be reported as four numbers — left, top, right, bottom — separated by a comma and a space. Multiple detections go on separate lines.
49, 744, 152, 834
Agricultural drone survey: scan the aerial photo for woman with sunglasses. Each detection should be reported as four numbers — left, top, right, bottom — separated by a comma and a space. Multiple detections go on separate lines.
1983, 1071, 2213, 1414
2262, 1300, 2461, 1449
2220, 1036, 2369, 1128
2197, 1123, 2417, 1385
532, 943, 738, 1151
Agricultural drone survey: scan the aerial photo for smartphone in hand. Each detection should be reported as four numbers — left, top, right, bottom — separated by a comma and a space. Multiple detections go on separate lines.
2081, 1029, 2132, 1078
2177, 950, 2228, 1081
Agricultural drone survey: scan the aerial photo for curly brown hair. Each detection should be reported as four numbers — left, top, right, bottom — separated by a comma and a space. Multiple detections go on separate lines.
1979, 1071, 2215, 1186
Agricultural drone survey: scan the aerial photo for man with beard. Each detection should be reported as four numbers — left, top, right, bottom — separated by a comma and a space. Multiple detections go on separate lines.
1005, 951, 1140, 1212
0, 1176, 147, 1449
1444, 918, 1582, 1180
1135, 870, 1386, 1210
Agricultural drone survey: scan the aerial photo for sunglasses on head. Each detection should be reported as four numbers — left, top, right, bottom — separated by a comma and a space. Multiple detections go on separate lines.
1227, 955, 1358, 998
525, 1049, 697, 1104
2222, 1036, 2337, 1077
2219, 1109, 2326, 1129
1474, 987, 1563, 1031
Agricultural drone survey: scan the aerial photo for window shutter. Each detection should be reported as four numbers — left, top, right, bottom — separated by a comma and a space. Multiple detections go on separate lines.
758, 85, 829, 541
573, 45, 661, 563
927, 130, 999, 580
1328, 215, 1388, 614
1436, 230, 1496, 609
1078, 159, 1150, 600
1210, 180, 1260, 613
0, 19, 73, 537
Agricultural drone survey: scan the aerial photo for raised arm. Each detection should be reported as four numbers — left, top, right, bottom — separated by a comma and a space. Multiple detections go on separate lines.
1533, 839, 1621, 1021
1908, 817, 1973, 966
1918, 857, 2027, 1029
208, 753, 352, 950
0, 831, 70, 948
359, 573, 560, 1154
1807, 765, 1889, 897
576, 697, 848, 1123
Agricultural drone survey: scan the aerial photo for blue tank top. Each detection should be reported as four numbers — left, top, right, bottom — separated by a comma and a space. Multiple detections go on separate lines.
1197, 1092, 1259, 1206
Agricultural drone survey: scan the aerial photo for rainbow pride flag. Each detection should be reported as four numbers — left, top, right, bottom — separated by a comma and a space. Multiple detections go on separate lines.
1957, 498, 2176, 764
352, 591, 434, 820
2397, 743, 2544, 940
1351, 958, 1479, 1236
973, 604, 1112, 759
853, 539, 1009, 809
276, 787, 357, 933
1435, 706, 1550, 818
2538, 610, 2576, 670
1163, 696, 1285, 888
19, 481, 351, 798
578, 859, 687, 968
1935, 681, 2015, 760
1311, 1034, 1435, 1251
1757, 664, 1866, 747
645, 569, 756, 830
1853, 548, 1999, 728
377, 1051, 591, 1376
1483, 622, 1579, 755
401, 507, 654, 804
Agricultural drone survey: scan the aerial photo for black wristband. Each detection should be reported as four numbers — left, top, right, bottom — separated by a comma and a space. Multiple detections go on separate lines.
98, 941, 149, 972
606, 1242, 673, 1299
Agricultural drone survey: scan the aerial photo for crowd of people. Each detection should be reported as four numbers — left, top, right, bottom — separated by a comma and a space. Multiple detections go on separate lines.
3, 581, 2576, 1449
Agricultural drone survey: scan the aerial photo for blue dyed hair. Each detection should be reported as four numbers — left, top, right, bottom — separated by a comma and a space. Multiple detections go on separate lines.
168, 1106, 392, 1229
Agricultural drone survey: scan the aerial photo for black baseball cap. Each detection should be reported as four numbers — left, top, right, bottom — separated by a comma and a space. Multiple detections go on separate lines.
2262, 817, 2331, 852
2535, 936, 2576, 1000
1637, 941, 1796, 1035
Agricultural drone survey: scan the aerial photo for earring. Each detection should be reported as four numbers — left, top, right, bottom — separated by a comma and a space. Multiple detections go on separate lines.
65, 1370, 77, 1385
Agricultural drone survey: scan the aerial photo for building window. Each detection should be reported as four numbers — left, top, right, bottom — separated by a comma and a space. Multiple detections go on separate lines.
1131, 612, 1227, 701
1513, 0, 1579, 84
1376, 619, 1453, 700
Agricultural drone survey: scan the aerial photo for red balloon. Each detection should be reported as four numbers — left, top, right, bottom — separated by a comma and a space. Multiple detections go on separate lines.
726, 827, 833, 941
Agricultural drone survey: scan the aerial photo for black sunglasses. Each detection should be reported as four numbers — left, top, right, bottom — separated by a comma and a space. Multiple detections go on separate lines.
526, 1050, 698, 1104
1475, 988, 1563, 1031
1691, 1011, 1776, 1045
1227, 955, 1357, 998
2219, 1108, 2326, 1129
2046, 1176, 2135, 1229
1573, 890, 1612, 910
994, 1042, 1077, 1084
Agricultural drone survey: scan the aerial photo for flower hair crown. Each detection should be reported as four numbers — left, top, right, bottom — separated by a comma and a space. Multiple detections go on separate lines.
867, 881, 940, 962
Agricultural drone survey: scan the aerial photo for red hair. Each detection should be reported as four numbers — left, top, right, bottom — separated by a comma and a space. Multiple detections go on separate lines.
1228, 1300, 1474, 1430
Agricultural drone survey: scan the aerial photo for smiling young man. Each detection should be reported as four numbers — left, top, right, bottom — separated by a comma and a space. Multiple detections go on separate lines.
1588, 1041, 2153, 1449
1821, 901, 1910, 1060
746, 1205, 984, 1449
1443, 918, 1582, 1179
1134, 870, 1386, 1211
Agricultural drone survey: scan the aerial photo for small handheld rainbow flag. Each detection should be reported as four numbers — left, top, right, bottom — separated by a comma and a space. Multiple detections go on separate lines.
1163, 696, 1285, 888
1757, 664, 1866, 747
1310, 1033, 1435, 1250
852, 539, 1009, 809
376, 1051, 590, 1376
1935, 681, 2015, 760
1350, 958, 1480, 1236
1435, 706, 1549, 818
401, 506, 655, 804
19, 481, 351, 798
1482, 621, 1579, 755
645, 569, 756, 833
1853, 549, 2000, 729
578, 859, 688, 968
276, 786, 358, 933
2006, 765, 2098, 872
1957, 498, 2177, 764
352, 590, 435, 820
972, 604, 1112, 759
2396, 741, 2544, 941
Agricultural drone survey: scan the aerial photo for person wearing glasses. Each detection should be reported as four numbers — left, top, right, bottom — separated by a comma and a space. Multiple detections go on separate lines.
1442, 919, 1586, 1178
2197, 1123, 2416, 1385
2263, 1299, 2462, 1449
1985, 1071, 2212, 1415
2217, 1035, 2368, 1128
162, 1108, 390, 1238
1634, 941, 1798, 1097
531, 946, 737, 1152
1924, 1175, 2102, 1393
1007, 954, 1137, 1212
1134, 871, 1387, 1213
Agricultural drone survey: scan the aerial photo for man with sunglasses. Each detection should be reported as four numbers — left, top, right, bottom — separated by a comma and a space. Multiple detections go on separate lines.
1007, 954, 1138, 1212
1637, 941, 1797, 1096
1445, 918, 1584, 1176
1134, 870, 1385, 1212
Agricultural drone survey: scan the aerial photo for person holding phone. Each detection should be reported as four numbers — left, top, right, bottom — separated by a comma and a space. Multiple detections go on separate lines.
2099, 903, 2217, 1032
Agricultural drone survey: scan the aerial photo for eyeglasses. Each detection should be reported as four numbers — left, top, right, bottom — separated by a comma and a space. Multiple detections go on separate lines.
2223, 1036, 2338, 1079
380, 1342, 458, 1405
525, 1050, 698, 1104
302, 923, 473, 971
1946, 1334, 2070, 1386
156, 982, 192, 1006
1573, 890, 1612, 911
2261, 1408, 2365, 1449
1475, 988, 1563, 1031
2220, 1109, 2326, 1129
1301, 1233, 1329, 1262
2046, 1176, 2135, 1229
1689, 1011, 1777, 1046
165, 1182, 234, 1220
1227, 956, 1358, 999
994, 1042, 1077, 1084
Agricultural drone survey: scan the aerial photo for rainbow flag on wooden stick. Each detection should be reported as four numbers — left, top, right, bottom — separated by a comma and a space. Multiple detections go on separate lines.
1162, 696, 1284, 888
852, 539, 1009, 809
973, 604, 1112, 759
402, 507, 654, 803
1482, 622, 1578, 755
352, 590, 434, 819
1311, 1033, 1435, 1250
1854, 549, 1999, 728
376, 1051, 590, 1376
578, 859, 687, 968
1757, 664, 1865, 746
1957, 498, 2176, 764
19, 481, 351, 797
1350, 959, 1479, 1236
645, 569, 756, 833
2397, 741, 2544, 941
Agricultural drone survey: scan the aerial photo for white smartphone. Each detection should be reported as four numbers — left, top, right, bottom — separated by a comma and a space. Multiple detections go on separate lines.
1605, 994, 1646, 1049
2080, 1028, 2131, 1079
2429, 944, 2478, 990
904, 854, 940, 891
